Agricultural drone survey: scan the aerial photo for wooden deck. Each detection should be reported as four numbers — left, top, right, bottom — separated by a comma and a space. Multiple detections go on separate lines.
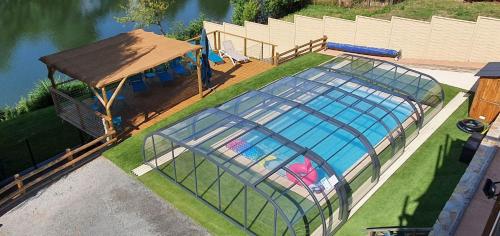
110, 58, 273, 135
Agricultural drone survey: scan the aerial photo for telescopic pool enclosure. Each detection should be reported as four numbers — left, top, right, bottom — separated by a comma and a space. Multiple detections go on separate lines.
142, 54, 445, 235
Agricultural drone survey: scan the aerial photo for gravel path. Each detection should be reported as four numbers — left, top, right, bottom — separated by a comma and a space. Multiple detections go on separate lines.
0, 157, 209, 236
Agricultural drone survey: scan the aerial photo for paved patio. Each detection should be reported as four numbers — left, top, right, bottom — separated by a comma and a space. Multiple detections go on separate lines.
320, 50, 480, 91
0, 157, 209, 236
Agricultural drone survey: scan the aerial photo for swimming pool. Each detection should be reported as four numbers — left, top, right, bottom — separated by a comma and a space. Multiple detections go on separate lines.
144, 55, 445, 236
220, 71, 414, 188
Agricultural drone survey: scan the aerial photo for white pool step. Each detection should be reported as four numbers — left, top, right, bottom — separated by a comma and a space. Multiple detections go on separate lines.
132, 147, 187, 176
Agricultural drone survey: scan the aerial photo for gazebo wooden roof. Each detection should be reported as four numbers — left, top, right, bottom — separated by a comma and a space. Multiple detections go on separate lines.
40, 29, 202, 88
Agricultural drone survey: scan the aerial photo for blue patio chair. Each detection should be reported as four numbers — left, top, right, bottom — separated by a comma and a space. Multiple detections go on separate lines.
208, 51, 224, 64
188, 40, 224, 64
129, 79, 147, 93
155, 64, 168, 72
186, 52, 198, 70
106, 89, 125, 102
128, 73, 147, 93
144, 68, 156, 79
112, 116, 122, 130
170, 58, 188, 76
157, 70, 173, 84
128, 73, 142, 83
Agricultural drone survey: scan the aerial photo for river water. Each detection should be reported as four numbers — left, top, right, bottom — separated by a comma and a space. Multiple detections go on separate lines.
0, 0, 232, 107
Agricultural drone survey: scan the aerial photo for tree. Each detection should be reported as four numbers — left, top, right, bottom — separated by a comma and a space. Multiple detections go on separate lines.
116, 0, 170, 35
231, 0, 261, 25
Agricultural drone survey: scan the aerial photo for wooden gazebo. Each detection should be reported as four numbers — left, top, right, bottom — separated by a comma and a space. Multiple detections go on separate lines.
40, 29, 203, 137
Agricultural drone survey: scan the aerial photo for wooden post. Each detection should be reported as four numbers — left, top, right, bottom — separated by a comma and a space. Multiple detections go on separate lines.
294, 45, 299, 58
275, 52, 280, 65
309, 40, 313, 52
47, 66, 56, 88
91, 87, 105, 106
261, 42, 264, 60
66, 148, 74, 167
14, 174, 24, 194
322, 35, 328, 50
195, 49, 203, 98
106, 77, 127, 111
243, 38, 247, 56
101, 87, 115, 135
213, 31, 217, 50
271, 45, 276, 65
217, 31, 221, 50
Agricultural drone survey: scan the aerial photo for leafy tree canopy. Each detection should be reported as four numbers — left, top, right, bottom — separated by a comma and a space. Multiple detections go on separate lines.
116, 0, 171, 34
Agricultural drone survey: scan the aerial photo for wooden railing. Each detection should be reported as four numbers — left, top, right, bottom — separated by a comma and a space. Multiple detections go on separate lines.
50, 87, 108, 138
275, 36, 328, 65
188, 30, 278, 64
0, 133, 116, 207
189, 31, 326, 65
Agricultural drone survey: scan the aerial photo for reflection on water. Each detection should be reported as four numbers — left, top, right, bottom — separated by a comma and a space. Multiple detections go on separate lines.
0, 0, 232, 107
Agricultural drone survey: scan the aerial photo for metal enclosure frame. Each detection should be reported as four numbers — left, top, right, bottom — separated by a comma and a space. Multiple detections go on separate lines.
141, 55, 444, 235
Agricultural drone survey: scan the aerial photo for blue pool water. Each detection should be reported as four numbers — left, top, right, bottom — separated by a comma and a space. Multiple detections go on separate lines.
248, 87, 413, 176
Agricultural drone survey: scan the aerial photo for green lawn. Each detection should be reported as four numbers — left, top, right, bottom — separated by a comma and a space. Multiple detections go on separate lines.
0, 106, 86, 179
104, 52, 469, 235
283, 0, 500, 22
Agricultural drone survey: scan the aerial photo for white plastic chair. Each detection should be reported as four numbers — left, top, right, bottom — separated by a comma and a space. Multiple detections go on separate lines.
219, 40, 249, 65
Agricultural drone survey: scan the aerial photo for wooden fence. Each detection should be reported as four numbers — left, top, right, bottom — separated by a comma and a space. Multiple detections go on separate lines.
275, 36, 328, 64
0, 133, 115, 207
212, 30, 278, 64
189, 30, 327, 65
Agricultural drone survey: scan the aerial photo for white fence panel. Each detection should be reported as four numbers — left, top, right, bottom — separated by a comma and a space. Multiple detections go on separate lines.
203, 21, 223, 49
323, 16, 356, 44
355, 16, 392, 48
427, 16, 476, 61
223, 23, 246, 54
269, 18, 296, 53
469, 16, 500, 62
294, 15, 324, 46
389, 17, 431, 59
245, 21, 272, 59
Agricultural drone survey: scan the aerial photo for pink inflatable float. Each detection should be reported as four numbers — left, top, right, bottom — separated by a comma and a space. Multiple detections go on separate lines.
286, 158, 318, 186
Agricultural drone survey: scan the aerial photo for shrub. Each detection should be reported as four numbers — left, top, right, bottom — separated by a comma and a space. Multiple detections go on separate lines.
265, 0, 309, 19
232, 0, 309, 25
0, 79, 87, 122
168, 15, 206, 40
232, 0, 260, 25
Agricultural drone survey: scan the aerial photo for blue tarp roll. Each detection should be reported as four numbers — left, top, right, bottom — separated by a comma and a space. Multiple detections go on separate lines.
327, 42, 400, 58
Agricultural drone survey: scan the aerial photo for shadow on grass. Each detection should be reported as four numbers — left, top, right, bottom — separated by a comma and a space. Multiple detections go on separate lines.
399, 134, 467, 227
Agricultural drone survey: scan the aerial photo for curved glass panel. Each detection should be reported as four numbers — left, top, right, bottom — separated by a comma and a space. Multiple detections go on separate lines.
141, 55, 444, 236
